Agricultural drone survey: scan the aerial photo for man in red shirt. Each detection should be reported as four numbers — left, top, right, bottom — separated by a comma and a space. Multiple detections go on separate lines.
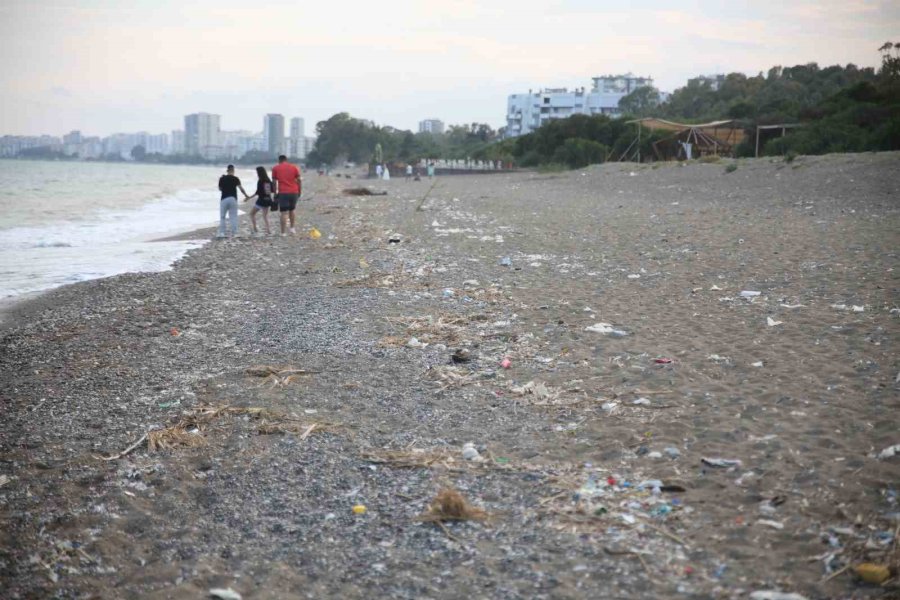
272, 154, 302, 236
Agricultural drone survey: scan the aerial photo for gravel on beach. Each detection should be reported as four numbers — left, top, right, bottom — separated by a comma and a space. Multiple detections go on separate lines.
1, 153, 899, 599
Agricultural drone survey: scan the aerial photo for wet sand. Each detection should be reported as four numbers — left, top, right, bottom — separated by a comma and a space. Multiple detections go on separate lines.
1, 153, 898, 599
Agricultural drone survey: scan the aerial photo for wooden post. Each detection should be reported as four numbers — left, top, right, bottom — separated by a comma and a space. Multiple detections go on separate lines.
755, 125, 761, 158
637, 123, 641, 163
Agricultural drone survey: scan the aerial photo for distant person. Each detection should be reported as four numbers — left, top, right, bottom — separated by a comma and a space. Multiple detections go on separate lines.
405, 164, 413, 181
244, 166, 274, 236
217, 164, 249, 239
382, 164, 390, 181
427, 162, 435, 179
375, 163, 383, 179
272, 155, 301, 236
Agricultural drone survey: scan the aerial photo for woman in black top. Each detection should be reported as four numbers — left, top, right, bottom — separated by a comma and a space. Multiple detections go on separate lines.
244, 166, 275, 235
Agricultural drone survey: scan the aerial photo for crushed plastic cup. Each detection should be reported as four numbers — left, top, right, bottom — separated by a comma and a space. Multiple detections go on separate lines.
309, 227, 322, 239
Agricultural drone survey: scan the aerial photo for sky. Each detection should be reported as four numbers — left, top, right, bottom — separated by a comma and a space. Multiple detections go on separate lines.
0, 0, 897, 137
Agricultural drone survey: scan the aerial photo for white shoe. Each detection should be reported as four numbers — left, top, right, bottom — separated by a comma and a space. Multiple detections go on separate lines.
289, 227, 296, 235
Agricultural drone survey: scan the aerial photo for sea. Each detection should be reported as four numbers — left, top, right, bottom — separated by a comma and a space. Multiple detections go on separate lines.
0, 159, 253, 303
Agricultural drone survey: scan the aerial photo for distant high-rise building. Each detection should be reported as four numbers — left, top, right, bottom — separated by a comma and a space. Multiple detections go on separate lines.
171, 130, 185, 155
264, 114, 285, 156
62, 130, 82, 145
289, 117, 307, 157
418, 119, 445, 134
184, 113, 221, 157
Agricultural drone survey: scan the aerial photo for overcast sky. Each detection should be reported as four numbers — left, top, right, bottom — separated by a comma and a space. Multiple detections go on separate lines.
1, 0, 896, 137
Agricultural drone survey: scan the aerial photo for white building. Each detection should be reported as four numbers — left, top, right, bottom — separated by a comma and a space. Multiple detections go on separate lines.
418, 119, 445, 134
145, 133, 169, 155
170, 130, 185, 155
185, 113, 221, 158
505, 73, 654, 138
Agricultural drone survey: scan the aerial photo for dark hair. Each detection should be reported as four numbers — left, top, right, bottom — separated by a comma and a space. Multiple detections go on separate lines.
226, 164, 235, 170
256, 166, 272, 183
278, 155, 287, 162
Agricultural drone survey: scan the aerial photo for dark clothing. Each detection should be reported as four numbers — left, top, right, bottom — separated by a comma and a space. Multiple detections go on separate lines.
219, 174, 241, 200
276, 193, 298, 212
255, 180, 274, 208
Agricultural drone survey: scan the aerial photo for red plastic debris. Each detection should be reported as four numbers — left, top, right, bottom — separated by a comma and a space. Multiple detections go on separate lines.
654, 358, 674, 364
606, 476, 617, 486
500, 358, 512, 369
170, 328, 180, 337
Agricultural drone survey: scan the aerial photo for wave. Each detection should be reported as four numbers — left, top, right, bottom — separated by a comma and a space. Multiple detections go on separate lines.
0, 188, 218, 252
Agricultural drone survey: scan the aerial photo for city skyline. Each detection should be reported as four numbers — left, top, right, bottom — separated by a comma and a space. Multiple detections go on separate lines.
1, 0, 896, 137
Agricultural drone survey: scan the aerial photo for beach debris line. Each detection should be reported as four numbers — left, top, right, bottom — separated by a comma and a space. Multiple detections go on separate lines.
245, 364, 319, 388
94, 404, 338, 458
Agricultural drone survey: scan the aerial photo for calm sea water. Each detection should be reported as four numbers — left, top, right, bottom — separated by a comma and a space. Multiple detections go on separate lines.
0, 160, 254, 300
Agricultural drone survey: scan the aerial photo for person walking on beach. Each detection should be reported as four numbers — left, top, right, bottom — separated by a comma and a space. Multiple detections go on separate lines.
244, 166, 275, 236
218, 165, 249, 238
405, 164, 413, 181
375, 163, 383, 179
272, 155, 301, 236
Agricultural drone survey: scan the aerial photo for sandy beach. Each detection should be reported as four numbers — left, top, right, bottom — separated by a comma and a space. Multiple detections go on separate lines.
1, 153, 899, 599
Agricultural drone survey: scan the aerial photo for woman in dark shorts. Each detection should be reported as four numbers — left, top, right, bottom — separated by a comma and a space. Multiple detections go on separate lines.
245, 166, 276, 235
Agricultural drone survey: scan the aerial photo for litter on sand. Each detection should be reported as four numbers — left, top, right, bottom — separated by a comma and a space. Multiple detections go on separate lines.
767, 317, 783, 326
209, 588, 242, 600
585, 323, 628, 336
702, 457, 743, 468
418, 488, 489, 522
749, 592, 809, 600
875, 443, 900, 459
740, 290, 762, 298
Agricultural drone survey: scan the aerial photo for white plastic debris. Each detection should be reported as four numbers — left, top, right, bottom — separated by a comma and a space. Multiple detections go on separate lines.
406, 337, 428, 349
749, 592, 808, 600
767, 317, 783, 327
462, 442, 482, 461
709, 284, 722, 291
707, 354, 730, 363
702, 457, 743, 468
757, 519, 784, 530
852, 305, 865, 312
751, 361, 764, 367
740, 290, 761, 298
209, 589, 243, 600
585, 323, 627, 336
632, 398, 651, 406
876, 443, 900, 459
601, 401, 619, 412
627, 274, 641, 279
462, 279, 479, 288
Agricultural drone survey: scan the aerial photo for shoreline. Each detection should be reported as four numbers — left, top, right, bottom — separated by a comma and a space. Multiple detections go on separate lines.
2, 155, 899, 598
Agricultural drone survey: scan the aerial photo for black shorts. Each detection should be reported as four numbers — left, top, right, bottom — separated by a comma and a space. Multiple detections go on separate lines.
276, 193, 298, 212
255, 196, 274, 210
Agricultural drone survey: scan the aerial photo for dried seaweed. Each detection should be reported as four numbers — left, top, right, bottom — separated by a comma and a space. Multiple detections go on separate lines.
418, 488, 489, 522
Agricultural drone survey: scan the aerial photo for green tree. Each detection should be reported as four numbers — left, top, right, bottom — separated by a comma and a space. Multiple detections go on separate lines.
130, 145, 146, 161
618, 86, 661, 117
